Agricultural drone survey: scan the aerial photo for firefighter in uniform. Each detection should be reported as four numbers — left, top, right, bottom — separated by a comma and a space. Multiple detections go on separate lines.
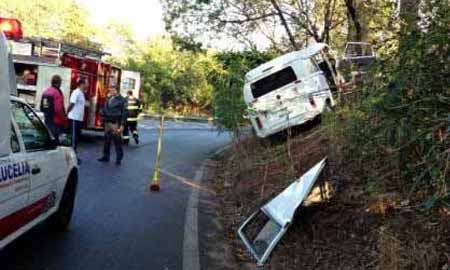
123, 90, 142, 145
98, 88, 128, 165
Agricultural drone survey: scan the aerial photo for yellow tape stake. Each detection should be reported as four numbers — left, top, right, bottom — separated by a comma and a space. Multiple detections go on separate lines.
150, 114, 165, 192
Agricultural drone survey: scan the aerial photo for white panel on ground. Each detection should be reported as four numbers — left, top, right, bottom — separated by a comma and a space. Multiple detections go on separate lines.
238, 158, 327, 266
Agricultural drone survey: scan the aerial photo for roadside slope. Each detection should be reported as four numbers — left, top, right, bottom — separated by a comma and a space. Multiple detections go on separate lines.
209, 127, 450, 269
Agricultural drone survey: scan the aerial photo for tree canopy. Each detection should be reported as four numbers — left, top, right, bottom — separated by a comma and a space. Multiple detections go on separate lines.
162, 0, 396, 52
0, 0, 96, 47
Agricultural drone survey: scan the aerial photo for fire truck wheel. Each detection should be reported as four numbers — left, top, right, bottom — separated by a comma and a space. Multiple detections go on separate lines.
48, 173, 77, 232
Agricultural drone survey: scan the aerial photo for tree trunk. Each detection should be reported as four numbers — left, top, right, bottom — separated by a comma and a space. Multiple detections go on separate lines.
344, 0, 362, 41
399, 0, 420, 51
270, 0, 299, 50
400, 0, 420, 32
321, 0, 337, 44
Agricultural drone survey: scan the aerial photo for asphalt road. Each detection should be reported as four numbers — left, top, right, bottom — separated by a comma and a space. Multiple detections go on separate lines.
0, 119, 231, 270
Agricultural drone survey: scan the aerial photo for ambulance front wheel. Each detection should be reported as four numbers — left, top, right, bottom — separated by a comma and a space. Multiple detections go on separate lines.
48, 172, 78, 232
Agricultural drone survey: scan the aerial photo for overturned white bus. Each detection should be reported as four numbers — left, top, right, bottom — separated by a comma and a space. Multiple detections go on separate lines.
243, 43, 342, 138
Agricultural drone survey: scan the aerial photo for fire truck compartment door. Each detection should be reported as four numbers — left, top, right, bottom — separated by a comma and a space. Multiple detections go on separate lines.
0, 33, 12, 157
36, 66, 72, 110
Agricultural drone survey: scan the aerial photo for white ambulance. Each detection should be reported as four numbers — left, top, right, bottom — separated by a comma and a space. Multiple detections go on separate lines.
244, 43, 340, 138
0, 18, 78, 249
120, 70, 141, 98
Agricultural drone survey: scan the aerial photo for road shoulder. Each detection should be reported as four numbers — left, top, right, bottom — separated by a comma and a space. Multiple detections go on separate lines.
197, 159, 239, 270
182, 162, 202, 270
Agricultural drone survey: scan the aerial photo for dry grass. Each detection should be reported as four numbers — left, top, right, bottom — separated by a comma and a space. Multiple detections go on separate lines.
378, 220, 448, 270
208, 125, 450, 270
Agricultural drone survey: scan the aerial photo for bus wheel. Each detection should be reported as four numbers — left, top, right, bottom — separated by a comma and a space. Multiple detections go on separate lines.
324, 100, 333, 112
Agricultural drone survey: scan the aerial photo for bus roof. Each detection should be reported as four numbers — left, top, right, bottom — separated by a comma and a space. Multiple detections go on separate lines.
245, 43, 328, 83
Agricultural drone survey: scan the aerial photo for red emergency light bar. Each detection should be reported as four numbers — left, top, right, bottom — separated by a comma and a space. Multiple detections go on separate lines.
0, 18, 23, 41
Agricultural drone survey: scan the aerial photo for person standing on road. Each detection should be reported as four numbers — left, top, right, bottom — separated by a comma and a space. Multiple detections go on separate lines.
98, 88, 128, 165
67, 79, 88, 159
123, 90, 142, 145
40, 75, 67, 139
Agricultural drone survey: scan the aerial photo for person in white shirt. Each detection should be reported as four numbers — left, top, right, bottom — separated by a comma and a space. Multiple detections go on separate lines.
68, 79, 87, 154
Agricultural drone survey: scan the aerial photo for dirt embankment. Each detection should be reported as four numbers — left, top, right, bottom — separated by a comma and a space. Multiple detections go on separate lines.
208, 127, 450, 270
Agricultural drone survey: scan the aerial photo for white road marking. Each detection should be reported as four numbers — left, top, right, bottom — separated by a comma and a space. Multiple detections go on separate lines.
183, 145, 230, 270
182, 162, 204, 270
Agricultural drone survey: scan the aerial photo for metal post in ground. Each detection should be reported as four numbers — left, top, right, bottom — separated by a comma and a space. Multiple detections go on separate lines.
150, 114, 165, 192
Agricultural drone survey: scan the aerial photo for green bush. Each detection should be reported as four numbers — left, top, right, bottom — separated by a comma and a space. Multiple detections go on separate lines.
209, 51, 275, 134
326, 0, 450, 199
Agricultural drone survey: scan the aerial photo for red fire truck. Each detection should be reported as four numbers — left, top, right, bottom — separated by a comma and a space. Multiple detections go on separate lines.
11, 38, 122, 130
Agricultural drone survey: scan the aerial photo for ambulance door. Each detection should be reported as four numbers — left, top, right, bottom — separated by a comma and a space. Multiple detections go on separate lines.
10, 101, 66, 216
0, 121, 31, 243
0, 32, 11, 157
36, 66, 72, 111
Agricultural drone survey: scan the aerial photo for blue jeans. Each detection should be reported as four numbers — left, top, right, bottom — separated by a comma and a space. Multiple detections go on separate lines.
103, 122, 123, 161
70, 120, 83, 151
